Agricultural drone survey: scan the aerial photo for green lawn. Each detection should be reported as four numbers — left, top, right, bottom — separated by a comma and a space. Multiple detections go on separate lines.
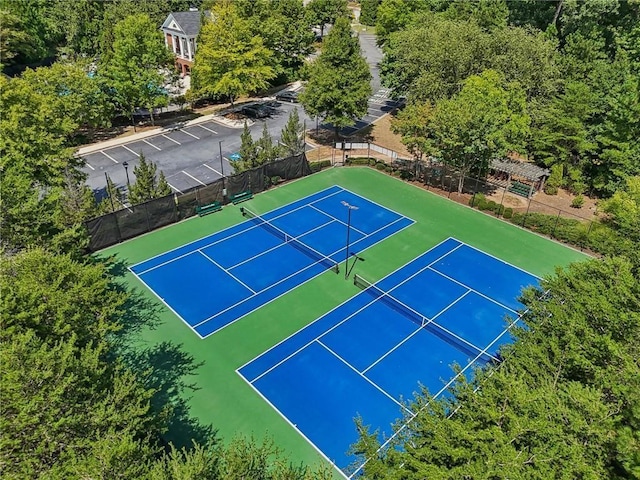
101, 167, 589, 473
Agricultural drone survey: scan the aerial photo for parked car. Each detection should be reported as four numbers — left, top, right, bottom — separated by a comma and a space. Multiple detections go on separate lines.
275, 90, 299, 103
241, 104, 271, 118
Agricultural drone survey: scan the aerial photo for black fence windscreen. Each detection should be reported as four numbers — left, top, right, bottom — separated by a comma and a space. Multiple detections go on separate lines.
84, 154, 313, 252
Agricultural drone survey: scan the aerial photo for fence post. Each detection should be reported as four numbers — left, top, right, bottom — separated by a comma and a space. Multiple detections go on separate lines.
552, 211, 561, 239
522, 196, 532, 227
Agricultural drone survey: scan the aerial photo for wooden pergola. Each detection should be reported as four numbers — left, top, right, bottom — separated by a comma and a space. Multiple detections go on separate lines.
489, 158, 550, 198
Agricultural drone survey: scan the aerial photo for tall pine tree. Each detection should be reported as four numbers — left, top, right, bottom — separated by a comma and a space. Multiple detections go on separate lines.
127, 153, 171, 205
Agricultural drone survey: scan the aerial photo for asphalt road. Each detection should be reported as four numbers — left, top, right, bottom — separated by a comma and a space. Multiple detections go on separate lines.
80, 32, 402, 196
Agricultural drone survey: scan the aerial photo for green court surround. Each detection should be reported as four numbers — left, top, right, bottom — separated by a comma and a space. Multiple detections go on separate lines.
101, 167, 589, 474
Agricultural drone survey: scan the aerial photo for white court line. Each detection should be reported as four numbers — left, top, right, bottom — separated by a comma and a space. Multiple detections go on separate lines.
227, 218, 336, 270
182, 170, 207, 186
426, 265, 519, 315
361, 291, 471, 375
131, 185, 344, 273
167, 183, 183, 194
101, 150, 119, 163
122, 144, 140, 156
196, 124, 217, 134
235, 238, 458, 373
308, 204, 367, 236
198, 250, 256, 294
192, 216, 415, 334
317, 339, 411, 413
162, 134, 181, 145
203, 164, 222, 175
85, 162, 95, 170
143, 139, 161, 151
181, 129, 200, 139
235, 370, 348, 479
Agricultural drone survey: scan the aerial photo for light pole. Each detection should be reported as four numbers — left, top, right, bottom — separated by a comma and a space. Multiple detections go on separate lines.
122, 161, 131, 188
341, 200, 358, 279
219, 140, 226, 199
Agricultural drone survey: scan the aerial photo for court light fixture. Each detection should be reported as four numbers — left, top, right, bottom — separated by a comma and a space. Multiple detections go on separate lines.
341, 200, 359, 279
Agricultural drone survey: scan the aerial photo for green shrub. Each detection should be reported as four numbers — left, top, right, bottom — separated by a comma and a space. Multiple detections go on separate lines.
309, 160, 331, 173
545, 164, 563, 195
503, 207, 513, 219
470, 193, 486, 207
375, 162, 386, 171
347, 157, 370, 166
571, 194, 585, 208
486, 200, 498, 212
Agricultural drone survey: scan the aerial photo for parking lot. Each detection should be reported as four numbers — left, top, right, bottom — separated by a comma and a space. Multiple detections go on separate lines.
81, 88, 402, 195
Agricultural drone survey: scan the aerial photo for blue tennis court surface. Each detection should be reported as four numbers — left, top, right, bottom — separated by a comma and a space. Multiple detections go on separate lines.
238, 238, 540, 476
130, 186, 414, 338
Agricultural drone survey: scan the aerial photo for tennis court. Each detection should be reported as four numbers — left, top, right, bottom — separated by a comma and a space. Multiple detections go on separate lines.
238, 237, 540, 476
130, 185, 414, 338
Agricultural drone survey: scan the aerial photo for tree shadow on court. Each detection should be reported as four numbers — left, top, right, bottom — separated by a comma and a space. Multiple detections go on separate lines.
92, 255, 218, 450
123, 341, 218, 450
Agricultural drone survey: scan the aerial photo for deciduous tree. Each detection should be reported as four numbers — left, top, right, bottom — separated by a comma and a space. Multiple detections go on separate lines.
300, 17, 371, 139
100, 14, 173, 129
192, 2, 274, 105
429, 70, 530, 193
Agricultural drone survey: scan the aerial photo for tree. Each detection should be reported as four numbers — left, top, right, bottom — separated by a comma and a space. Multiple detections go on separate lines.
0, 71, 90, 252
601, 176, 640, 243
279, 108, 306, 157
443, 0, 509, 31
0, 9, 36, 70
530, 80, 596, 191
256, 123, 278, 165
380, 13, 559, 103
300, 17, 372, 139
305, 0, 349, 37
191, 2, 275, 106
375, 0, 434, 46
429, 70, 530, 193
127, 153, 172, 205
100, 14, 173, 129
359, 0, 381, 27
235, 121, 257, 172
258, 0, 315, 81
390, 101, 435, 162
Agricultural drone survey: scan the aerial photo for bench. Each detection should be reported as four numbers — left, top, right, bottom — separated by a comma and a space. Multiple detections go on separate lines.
230, 190, 253, 204
195, 201, 222, 216
508, 181, 531, 198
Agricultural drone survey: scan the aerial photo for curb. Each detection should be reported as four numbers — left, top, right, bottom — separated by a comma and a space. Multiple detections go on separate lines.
76, 109, 249, 156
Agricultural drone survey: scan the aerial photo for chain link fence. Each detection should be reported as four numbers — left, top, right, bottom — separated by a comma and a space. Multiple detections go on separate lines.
84, 154, 311, 252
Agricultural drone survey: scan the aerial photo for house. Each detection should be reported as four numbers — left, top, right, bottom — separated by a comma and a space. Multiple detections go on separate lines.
161, 9, 210, 76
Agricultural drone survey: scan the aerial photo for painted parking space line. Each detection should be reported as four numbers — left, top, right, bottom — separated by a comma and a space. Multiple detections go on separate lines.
203, 163, 222, 175
122, 144, 140, 156
163, 134, 181, 145
167, 183, 183, 194
101, 150, 119, 163
181, 129, 200, 140
196, 124, 217, 134
182, 170, 207, 186
144, 139, 162, 151
85, 162, 95, 170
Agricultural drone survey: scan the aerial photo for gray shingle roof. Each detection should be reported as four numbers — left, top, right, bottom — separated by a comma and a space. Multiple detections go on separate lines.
165, 10, 210, 37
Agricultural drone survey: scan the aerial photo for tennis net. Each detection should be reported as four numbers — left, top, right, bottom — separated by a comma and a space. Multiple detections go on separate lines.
241, 207, 339, 274
353, 274, 494, 361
